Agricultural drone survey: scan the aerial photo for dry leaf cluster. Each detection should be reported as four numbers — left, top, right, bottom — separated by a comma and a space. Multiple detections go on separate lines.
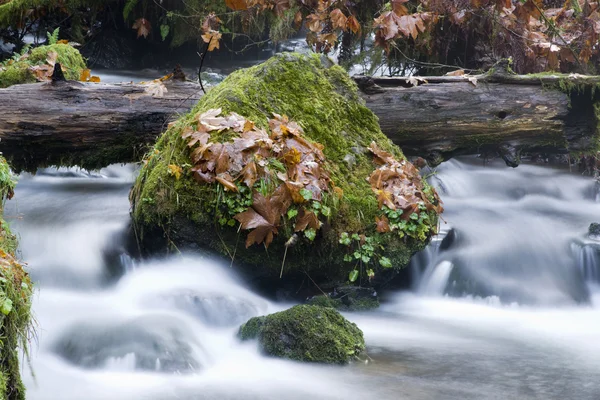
181, 109, 336, 248
368, 142, 443, 233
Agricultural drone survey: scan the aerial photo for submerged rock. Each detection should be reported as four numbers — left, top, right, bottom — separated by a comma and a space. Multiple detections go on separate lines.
130, 52, 441, 288
238, 304, 365, 364
147, 289, 261, 327
589, 223, 600, 240
52, 315, 203, 373
307, 286, 379, 311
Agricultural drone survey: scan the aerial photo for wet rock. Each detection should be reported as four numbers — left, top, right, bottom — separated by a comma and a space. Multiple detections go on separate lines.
588, 223, 600, 240
306, 286, 379, 311
130, 52, 440, 289
53, 315, 203, 373
238, 304, 365, 364
148, 289, 261, 327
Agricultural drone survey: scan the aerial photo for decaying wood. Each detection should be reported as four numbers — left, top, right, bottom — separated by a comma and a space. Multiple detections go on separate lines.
354, 62, 600, 166
0, 79, 202, 171
0, 61, 598, 170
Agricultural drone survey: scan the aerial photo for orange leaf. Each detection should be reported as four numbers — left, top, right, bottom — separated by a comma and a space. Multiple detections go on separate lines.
330, 9, 348, 30
132, 18, 152, 38
225, 0, 248, 10
216, 175, 238, 192
202, 30, 222, 51
347, 15, 361, 34
79, 68, 91, 82
391, 0, 409, 16
375, 215, 391, 233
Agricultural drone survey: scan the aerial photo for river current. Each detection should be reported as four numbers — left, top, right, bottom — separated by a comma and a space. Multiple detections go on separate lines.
5, 156, 600, 400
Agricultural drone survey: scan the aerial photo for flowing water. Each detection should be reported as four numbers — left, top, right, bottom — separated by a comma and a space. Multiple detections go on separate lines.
6, 156, 600, 400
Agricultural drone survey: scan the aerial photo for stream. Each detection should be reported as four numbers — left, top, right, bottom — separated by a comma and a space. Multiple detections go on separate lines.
4, 156, 600, 399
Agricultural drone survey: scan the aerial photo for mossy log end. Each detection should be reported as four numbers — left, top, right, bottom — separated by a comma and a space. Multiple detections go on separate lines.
0, 79, 202, 172
356, 65, 600, 166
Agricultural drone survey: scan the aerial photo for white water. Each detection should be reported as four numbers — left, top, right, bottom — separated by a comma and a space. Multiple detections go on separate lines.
5, 157, 600, 399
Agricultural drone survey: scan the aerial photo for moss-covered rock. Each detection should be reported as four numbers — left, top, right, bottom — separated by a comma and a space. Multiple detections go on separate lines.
0, 156, 32, 400
0, 43, 86, 88
307, 286, 379, 311
238, 305, 365, 364
130, 52, 440, 286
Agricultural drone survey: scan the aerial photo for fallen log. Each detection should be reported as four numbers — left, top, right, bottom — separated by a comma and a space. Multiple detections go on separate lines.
0, 60, 598, 170
355, 61, 600, 166
0, 79, 202, 171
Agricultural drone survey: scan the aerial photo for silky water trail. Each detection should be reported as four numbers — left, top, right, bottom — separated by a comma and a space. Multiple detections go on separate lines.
4, 157, 600, 400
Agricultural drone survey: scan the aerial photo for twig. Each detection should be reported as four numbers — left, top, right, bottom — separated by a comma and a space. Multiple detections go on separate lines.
303, 270, 328, 296
197, 35, 212, 95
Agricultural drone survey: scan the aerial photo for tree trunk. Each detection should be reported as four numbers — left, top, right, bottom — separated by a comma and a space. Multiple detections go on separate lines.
0, 64, 598, 171
354, 66, 600, 166
0, 80, 202, 171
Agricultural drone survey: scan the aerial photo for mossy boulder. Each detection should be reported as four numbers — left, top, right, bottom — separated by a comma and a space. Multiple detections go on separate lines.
0, 43, 86, 88
589, 222, 600, 239
307, 286, 379, 311
238, 305, 365, 364
130, 52, 440, 286
0, 156, 32, 400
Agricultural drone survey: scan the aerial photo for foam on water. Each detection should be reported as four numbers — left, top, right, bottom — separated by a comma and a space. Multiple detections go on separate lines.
8, 159, 600, 400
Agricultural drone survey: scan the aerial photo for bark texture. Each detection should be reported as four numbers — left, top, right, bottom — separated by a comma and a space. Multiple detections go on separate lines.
355, 67, 600, 166
0, 80, 201, 171
0, 64, 598, 170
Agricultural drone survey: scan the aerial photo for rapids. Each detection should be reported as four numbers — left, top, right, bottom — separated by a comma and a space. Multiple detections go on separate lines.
5, 157, 600, 400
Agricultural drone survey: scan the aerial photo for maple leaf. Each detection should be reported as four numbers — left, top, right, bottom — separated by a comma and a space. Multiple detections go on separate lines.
375, 189, 395, 210
216, 175, 238, 192
167, 164, 183, 180
133, 18, 152, 38
240, 161, 258, 188
202, 30, 222, 51
368, 142, 396, 165
347, 15, 361, 34
274, 0, 291, 16
305, 13, 323, 32
144, 81, 168, 97
225, 0, 248, 10
330, 9, 348, 30
391, 0, 409, 17
294, 208, 321, 232
202, 13, 222, 33
234, 189, 290, 248
375, 215, 391, 233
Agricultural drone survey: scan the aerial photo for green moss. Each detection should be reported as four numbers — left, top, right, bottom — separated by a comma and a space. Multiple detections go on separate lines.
0, 43, 86, 88
306, 287, 379, 311
238, 316, 265, 341
238, 305, 365, 364
0, 156, 33, 400
131, 52, 438, 283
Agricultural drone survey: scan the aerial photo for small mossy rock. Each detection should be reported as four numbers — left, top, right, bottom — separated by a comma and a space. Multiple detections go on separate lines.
307, 286, 379, 311
0, 43, 86, 88
131, 52, 439, 286
238, 305, 365, 364
589, 223, 600, 239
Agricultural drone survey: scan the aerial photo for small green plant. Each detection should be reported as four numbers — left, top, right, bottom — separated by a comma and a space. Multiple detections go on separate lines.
339, 232, 392, 284
47, 28, 60, 45
381, 203, 436, 241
